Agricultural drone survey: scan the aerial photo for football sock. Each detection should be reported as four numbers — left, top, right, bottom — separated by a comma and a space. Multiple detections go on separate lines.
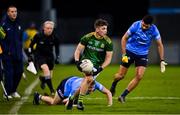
121, 89, 129, 97
39, 76, 46, 83
78, 94, 85, 103
45, 76, 54, 91
111, 79, 120, 89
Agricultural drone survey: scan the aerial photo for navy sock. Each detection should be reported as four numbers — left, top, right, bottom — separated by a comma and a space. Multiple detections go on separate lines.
121, 89, 129, 97
111, 79, 120, 89
46, 79, 54, 91
44, 76, 54, 91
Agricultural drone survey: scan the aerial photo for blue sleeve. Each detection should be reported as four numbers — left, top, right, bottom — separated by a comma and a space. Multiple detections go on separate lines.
127, 21, 139, 36
95, 81, 104, 92
152, 25, 161, 40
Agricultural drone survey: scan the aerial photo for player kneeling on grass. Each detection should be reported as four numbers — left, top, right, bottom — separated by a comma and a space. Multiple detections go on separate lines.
33, 75, 112, 108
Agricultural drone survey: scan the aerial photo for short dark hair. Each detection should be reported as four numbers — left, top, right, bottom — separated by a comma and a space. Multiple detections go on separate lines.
94, 19, 108, 28
7, 5, 17, 11
142, 15, 154, 25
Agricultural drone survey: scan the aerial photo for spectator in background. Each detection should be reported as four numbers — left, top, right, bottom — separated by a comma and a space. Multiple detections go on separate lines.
0, 6, 23, 98
28, 21, 60, 96
23, 22, 38, 62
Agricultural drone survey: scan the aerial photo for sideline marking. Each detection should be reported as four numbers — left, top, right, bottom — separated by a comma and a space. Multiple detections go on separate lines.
9, 78, 39, 114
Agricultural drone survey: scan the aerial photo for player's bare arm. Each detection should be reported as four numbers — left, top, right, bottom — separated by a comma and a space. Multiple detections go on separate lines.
101, 51, 113, 69
74, 43, 85, 61
101, 87, 113, 106
121, 32, 129, 55
156, 38, 165, 60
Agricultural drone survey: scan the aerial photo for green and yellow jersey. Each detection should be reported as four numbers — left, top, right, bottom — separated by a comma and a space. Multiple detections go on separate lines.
80, 32, 113, 67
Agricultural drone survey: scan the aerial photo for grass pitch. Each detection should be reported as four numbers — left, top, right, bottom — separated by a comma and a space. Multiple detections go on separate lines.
0, 64, 180, 114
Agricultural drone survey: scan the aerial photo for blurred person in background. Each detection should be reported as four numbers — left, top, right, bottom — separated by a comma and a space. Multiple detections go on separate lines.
22, 22, 38, 63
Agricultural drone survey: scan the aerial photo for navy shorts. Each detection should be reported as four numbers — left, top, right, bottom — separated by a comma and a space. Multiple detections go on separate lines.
56, 76, 73, 99
121, 50, 148, 68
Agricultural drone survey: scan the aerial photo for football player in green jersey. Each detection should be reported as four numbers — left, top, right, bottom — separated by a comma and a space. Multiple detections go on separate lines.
67, 19, 113, 110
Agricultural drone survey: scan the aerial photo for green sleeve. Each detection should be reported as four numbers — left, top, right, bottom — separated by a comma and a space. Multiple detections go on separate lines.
105, 41, 113, 51
80, 35, 88, 46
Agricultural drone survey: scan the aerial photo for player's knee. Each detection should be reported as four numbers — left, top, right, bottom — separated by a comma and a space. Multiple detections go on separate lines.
42, 69, 50, 75
114, 73, 124, 80
50, 100, 56, 105
135, 73, 143, 81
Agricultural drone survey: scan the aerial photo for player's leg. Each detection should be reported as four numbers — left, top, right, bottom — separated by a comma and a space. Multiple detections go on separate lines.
33, 91, 62, 105
119, 54, 147, 103
41, 91, 62, 105
66, 88, 80, 110
77, 76, 93, 110
110, 50, 134, 96
119, 66, 146, 103
46, 58, 55, 95
110, 65, 128, 96
36, 57, 48, 90
40, 63, 55, 95
40, 64, 51, 90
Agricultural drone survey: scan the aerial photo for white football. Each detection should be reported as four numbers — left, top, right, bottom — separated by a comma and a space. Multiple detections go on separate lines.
80, 59, 93, 73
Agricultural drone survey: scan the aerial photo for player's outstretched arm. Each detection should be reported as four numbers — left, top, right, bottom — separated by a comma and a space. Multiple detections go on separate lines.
101, 87, 113, 106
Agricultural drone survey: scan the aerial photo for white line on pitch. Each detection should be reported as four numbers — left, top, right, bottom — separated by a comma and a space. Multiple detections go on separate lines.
85, 97, 180, 100
9, 78, 39, 114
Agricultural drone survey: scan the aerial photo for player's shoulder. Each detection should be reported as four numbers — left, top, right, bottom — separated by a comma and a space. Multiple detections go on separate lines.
84, 32, 95, 38
103, 35, 112, 44
151, 24, 158, 30
132, 20, 141, 28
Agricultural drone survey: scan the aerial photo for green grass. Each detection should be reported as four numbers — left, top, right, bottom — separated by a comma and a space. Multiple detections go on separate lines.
0, 64, 180, 114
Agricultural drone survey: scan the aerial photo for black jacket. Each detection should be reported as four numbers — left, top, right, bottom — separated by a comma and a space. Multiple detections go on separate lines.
0, 15, 23, 60
30, 32, 60, 58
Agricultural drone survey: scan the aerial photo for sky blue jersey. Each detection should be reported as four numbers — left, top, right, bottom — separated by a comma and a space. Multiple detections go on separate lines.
63, 76, 104, 97
126, 20, 161, 55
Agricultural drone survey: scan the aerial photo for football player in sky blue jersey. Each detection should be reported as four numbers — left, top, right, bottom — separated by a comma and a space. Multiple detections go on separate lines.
109, 15, 167, 103
33, 75, 112, 107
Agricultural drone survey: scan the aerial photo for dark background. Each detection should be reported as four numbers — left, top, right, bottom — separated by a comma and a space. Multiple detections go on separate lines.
1, 0, 180, 64
0, 0, 149, 38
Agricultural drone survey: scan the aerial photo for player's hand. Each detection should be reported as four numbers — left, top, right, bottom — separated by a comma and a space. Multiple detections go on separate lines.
160, 60, 167, 73
75, 60, 82, 72
93, 66, 103, 76
122, 54, 128, 63
107, 103, 112, 107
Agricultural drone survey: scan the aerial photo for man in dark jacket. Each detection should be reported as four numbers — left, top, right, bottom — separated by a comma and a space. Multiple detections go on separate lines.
0, 6, 23, 98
